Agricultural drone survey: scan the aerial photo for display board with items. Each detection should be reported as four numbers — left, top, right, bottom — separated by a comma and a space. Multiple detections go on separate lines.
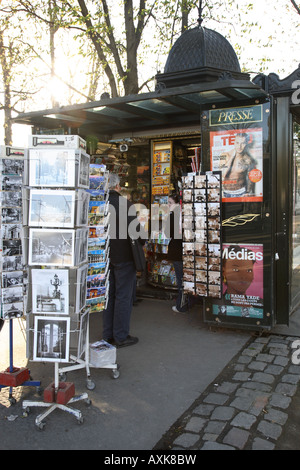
151, 141, 172, 202
147, 141, 175, 288
181, 171, 222, 299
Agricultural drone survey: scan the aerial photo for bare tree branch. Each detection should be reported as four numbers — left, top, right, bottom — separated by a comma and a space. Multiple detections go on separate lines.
291, 0, 300, 15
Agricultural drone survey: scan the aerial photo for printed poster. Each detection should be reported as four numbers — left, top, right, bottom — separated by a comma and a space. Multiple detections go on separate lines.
210, 128, 263, 202
212, 243, 264, 318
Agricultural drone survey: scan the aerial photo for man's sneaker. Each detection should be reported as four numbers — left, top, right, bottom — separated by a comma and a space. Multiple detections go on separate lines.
115, 335, 139, 348
172, 306, 187, 314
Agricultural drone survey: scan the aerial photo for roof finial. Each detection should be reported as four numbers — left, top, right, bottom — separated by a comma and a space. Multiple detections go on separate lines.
198, 0, 203, 27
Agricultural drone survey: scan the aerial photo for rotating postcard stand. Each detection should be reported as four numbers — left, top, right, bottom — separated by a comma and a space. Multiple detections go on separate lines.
21, 136, 92, 428
0, 145, 41, 404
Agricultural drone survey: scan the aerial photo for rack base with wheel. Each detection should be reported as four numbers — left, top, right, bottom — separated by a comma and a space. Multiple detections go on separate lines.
22, 392, 91, 429
22, 362, 90, 429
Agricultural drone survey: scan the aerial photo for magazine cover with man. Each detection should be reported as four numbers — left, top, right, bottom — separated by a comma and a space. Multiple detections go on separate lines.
210, 128, 263, 202
212, 243, 264, 319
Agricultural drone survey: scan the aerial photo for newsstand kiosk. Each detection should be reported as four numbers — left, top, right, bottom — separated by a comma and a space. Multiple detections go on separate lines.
200, 82, 300, 331
13, 25, 300, 332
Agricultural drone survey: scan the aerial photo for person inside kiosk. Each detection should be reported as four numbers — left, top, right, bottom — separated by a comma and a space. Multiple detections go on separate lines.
165, 193, 189, 314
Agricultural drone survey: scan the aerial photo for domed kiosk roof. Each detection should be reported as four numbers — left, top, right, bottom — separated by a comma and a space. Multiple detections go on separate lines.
164, 26, 241, 74
156, 25, 246, 89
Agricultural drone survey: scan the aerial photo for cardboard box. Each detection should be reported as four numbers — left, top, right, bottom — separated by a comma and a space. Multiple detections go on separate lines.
89, 340, 116, 367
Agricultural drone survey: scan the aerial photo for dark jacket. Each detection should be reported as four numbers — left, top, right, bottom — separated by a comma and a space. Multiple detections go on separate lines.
108, 190, 146, 264
166, 210, 182, 262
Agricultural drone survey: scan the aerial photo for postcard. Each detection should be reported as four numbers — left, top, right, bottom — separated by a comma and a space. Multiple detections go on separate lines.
87, 262, 107, 276
2, 224, 22, 240
29, 148, 77, 187
86, 189, 108, 203
1, 207, 22, 224
75, 227, 88, 265
2, 255, 23, 272
75, 264, 88, 313
76, 190, 90, 226
77, 310, 89, 359
2, 286, 23, 304
2, 301, 23, 320
1, 174, 23, 191
2, 270, 23, 288
86, 286, 106, 299
29, 228, 75, 267
78, 152, 90, 188
33, 315, 70, 363
1, 158, 24, 176
1, 191, 22, 208
31, 268, 69, 314
89, 175, 107, 190
29, 189, 76, 228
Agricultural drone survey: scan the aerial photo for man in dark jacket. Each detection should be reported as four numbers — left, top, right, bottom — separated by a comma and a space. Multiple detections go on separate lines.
102, 174, 143, 348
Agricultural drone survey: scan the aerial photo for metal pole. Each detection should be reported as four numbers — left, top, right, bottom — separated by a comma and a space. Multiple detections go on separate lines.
55, 362, 59, 390
9, 319, 13, 373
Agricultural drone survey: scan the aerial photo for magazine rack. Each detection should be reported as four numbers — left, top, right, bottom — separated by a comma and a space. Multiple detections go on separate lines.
0, 319, 41, 405
22, 361, 90, 430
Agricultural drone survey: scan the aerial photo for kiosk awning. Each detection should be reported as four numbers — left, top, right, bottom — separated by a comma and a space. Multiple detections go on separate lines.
13, 79, 267, 139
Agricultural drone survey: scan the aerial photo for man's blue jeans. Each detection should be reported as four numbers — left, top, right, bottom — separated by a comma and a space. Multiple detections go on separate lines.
102, 261, 136, 343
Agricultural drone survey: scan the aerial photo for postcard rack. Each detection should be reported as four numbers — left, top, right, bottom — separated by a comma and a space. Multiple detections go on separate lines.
21, 135, 93, 428
181, 171, 222, 299
58, 164, 119, 385
0, 145, 41, 403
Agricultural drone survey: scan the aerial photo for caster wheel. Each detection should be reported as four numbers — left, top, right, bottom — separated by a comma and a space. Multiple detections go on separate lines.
112, 369, 120, 379
85, 398, 92, 406
77, 416, 84, 424
86, 379, 95, 390
9, 397, 16, 405
23, 407, 30, 417
37, 422, 45, 431
36, 386, 43, 396
59, 373, 67, 382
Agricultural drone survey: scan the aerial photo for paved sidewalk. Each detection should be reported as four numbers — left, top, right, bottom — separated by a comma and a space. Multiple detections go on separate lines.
0, 298, 250, 450
153, 334, 300, 450
1, 298, 300, 450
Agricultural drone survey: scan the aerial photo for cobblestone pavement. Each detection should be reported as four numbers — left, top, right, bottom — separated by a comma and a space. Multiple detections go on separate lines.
153, 334, 300, 450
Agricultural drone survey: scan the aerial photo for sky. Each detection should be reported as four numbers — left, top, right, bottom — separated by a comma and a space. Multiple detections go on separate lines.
1, 0, 299, 147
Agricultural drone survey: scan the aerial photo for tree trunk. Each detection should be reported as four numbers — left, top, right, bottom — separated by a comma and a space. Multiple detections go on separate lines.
77, 0, 119, 97
123, 0, 141, 95
0, 30, 12, 146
